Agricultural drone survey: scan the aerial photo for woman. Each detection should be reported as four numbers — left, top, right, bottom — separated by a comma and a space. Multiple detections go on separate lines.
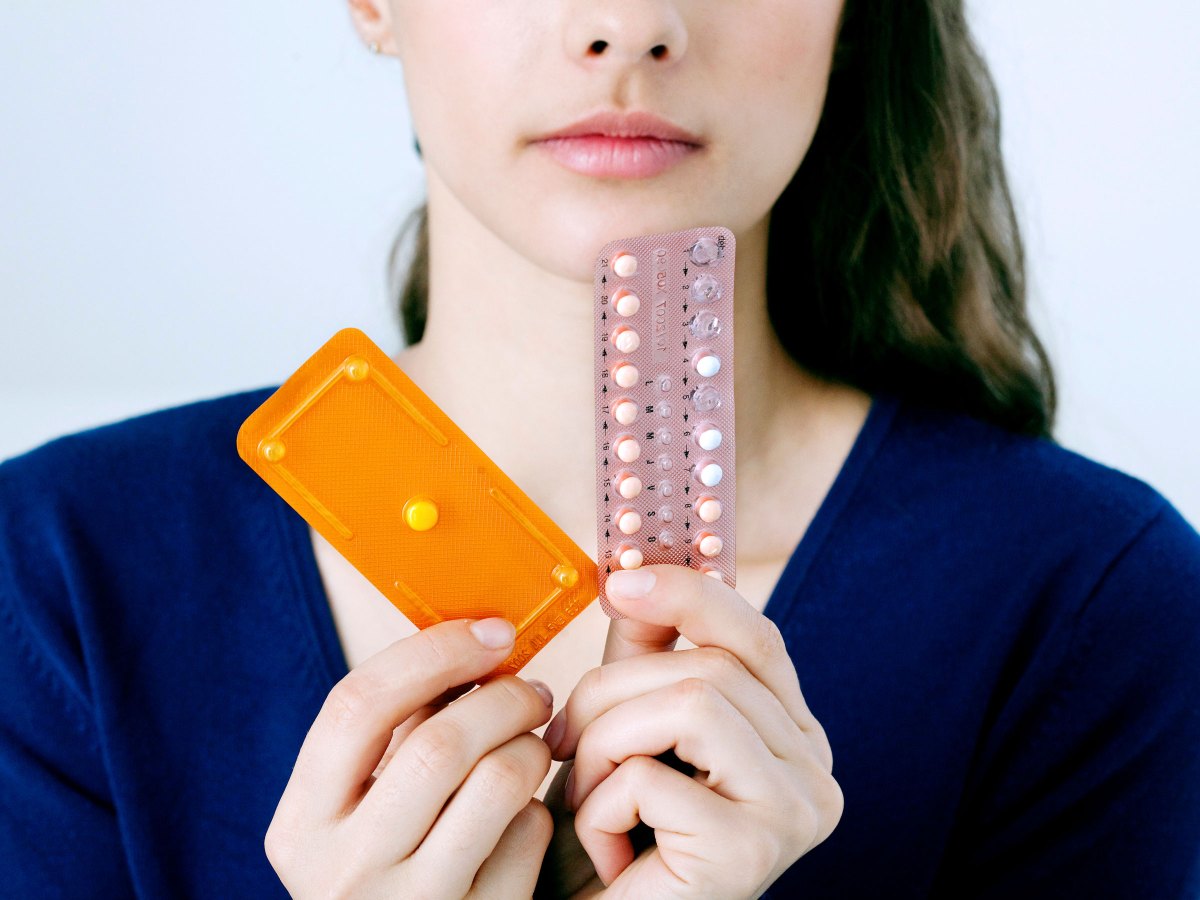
2, 0, 1198, 897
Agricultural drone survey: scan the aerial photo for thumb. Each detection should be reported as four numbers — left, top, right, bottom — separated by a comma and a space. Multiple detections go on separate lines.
600, 569, 679, 665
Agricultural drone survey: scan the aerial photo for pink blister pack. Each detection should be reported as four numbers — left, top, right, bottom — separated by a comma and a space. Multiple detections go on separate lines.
593, 225, 736, 618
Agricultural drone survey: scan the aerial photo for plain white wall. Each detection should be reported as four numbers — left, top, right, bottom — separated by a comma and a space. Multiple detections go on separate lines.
2, 2, 1197, 524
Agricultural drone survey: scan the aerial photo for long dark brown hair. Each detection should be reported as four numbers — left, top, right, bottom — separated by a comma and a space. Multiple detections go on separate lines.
385, 0, 1057, 439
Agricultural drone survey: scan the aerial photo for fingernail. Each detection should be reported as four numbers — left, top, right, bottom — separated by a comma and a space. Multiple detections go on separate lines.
544, 710, 565, 753
564, 768, 576, 811
607, 569, 656, 599
469, 617, 516, 649
526, 679, 554, 707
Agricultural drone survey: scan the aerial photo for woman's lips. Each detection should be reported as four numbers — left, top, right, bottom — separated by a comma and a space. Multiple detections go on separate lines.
532, 135, 702, 179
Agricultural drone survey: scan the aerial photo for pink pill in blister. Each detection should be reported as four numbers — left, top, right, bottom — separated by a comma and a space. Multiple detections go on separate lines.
613, 288, 641, 316
613, 435, 640, 462
696, 495, 723, 523
615, 544, 644, 569
593, 226, 736, 618
612, 398, 639, 425
611, 325, 641, 354
613, 471, 642, 499
612, 361, 640, 388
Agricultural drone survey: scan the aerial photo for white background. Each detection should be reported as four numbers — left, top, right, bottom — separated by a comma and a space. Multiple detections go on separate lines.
2, 2, 1197, 524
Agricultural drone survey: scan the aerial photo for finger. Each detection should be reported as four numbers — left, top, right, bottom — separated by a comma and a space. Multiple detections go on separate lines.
568, 679, 778, 811
468, 798, 554, 899
603, 566, 819, 735
430, 733, 550, 890
601, 610, 679, 666
413, 732, 550, 895
370, 682, 479, 783
547, 646, 800, 764
348, 674, 553, 858
574, 755, 729, 889
276, 617, 517, 829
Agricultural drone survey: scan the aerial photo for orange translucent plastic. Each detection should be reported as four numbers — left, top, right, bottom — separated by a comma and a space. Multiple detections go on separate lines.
236, 328, 598, 679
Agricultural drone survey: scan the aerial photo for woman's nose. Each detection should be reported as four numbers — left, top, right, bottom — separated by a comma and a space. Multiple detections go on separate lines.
565, 1, 689, 69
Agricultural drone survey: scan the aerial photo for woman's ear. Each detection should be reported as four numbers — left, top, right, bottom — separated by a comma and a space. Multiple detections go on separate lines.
346, 0, 399, 56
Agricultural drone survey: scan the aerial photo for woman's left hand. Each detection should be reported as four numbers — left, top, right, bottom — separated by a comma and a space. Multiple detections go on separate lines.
539, 564, 844, 897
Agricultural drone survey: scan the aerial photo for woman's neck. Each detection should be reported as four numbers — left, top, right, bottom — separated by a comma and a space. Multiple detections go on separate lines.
393, 167, 856, 553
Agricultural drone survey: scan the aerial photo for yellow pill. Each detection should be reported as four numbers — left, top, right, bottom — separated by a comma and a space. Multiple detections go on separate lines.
552, 564, 580, 588
403, 496, 439, 531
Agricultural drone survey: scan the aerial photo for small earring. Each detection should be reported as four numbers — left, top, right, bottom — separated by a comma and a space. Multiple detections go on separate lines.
369, 41, 381, 54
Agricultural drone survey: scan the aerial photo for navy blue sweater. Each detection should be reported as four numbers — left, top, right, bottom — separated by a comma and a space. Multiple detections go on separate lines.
1, 386, 1198, 898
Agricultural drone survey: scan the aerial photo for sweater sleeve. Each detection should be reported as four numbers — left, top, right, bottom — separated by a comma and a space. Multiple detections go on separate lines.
0, 451, 135, 894
935, 499, 1200, 898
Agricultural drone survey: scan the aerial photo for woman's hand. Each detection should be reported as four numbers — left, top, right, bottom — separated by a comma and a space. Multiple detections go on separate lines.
539, 565, 844, 898
264, 616, 556, 899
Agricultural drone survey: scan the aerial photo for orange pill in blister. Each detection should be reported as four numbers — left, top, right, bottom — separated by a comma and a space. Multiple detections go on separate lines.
236, 327, 598, 680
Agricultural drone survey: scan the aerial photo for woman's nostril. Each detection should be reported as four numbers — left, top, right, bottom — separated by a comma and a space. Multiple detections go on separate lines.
589, 40, 608, 55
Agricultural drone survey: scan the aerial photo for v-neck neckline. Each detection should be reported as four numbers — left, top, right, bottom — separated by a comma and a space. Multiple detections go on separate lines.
275, 389, 902, 686
759, 389, 900, 629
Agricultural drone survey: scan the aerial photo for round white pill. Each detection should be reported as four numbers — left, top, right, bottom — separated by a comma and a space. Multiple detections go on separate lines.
696, 461, 723, 487
618, 546, 644, 569
613, 327, 641, 353
697, 497, 723, 523
613, 399, 638, 425
614, 472, 642, 499
694, 351, 720, 378
612, 253, 638, 277
701, 566, 725, 582
617, 509, 642, 535
696, 426, 722, 451
697, 533, 723, 557
614, 290, 641, 316
615, 437, 640, 463
613, 362, 639, 388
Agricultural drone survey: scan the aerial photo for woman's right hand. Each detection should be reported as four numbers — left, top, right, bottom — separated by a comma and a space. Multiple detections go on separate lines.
264, 616, 556, 899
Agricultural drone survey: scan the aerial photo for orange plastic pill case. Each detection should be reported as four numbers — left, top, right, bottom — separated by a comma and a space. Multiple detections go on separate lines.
236, 328, 598, 679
